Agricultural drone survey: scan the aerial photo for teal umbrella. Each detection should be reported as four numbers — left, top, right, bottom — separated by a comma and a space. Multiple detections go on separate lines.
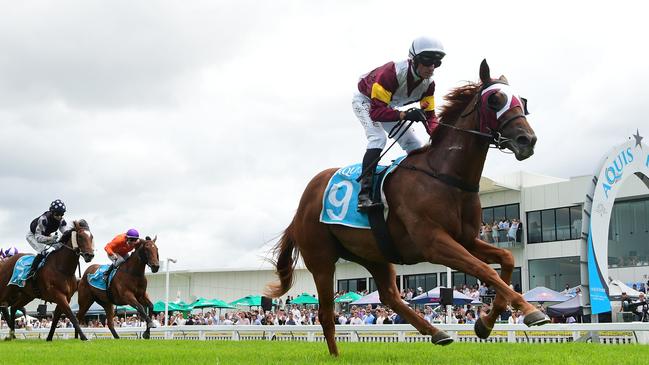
334, 292, 363, 303
152, 300, 186, 313
211, 299, 236, 309
229, 295, 262, 307
191, 297, 218, 309
115, 305, 137, 314
290, 293, 319, 305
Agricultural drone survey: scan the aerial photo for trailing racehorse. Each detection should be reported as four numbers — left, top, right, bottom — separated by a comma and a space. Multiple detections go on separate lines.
76, 237, 159, 339
0, 220, 95, 341
266, 60, 546, 356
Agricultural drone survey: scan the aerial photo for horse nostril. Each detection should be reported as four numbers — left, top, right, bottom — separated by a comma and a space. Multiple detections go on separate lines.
516, 135, 531, 146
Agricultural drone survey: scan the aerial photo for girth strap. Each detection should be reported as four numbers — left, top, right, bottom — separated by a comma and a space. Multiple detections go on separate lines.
397, 164, 479, 193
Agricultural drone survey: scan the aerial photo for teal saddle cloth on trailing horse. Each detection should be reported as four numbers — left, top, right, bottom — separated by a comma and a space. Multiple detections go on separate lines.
319, 156, 406, 228
9, 255, 46, 287
87, 265, 118, 291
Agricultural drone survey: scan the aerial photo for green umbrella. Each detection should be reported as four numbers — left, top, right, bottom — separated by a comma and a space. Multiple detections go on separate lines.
115, 305, 137, 313
290, 293, 319, 305
229, 295, 262, 307
191, 297, 218, 309
334, 292, 363, 303
211, 299, 236, 309
152, 300, 186, 313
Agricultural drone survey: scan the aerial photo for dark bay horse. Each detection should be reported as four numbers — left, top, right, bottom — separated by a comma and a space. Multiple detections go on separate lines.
76, 237, 159, 339
0, 220, 95, 341
267, 60, 546, 356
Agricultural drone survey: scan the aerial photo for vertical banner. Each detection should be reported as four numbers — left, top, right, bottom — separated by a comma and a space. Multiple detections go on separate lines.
584, 132, 648, 314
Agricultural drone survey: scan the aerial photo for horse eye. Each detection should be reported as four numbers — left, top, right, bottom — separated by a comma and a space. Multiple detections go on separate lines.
487, 92, 507, 110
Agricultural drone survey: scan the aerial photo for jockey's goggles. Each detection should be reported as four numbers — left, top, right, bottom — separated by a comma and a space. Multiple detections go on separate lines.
417, 52, 444, 67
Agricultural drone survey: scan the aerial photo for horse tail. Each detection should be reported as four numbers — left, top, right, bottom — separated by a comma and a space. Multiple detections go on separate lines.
265, 221, 299, 298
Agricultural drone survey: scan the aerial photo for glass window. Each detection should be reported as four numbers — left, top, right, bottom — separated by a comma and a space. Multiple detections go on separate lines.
556, 208, 571, 240
482, 208, 494, 225
527, 211, 542, 243
570, 206, 582, 239
608, 198, 649, 268
506, 204, 520, 220
338, 280, 348, 293
369, 278, 376, 292
493, 206, 506, 222
541, 210, 556, 241
529, 257, 580, 292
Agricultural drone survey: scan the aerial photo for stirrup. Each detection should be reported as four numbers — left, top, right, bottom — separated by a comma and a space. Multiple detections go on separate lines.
357, 199, 382, 212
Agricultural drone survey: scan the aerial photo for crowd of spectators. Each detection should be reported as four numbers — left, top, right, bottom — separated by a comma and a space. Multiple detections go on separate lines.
6, 279, 648, 330
480, 218, 521, 244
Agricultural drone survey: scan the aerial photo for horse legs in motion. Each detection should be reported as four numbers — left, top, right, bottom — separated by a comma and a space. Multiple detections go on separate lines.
467, 238, 517, 338
46, 292, 88, 341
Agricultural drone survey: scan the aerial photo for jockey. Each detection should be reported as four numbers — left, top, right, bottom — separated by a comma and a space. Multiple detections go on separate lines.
25, 199, 70, 279
104, 228, 140, 279
4, 246, 19, 258
353, 36, 445, 211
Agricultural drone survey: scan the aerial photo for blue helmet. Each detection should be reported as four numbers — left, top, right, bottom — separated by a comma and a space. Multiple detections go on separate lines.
49, 199, 66, 214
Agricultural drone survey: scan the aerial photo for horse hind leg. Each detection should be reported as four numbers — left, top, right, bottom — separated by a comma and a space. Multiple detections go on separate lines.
101, 303, 120, 339
310, 261, 338, 356
299, 228, 340, 356
362, 261, 452, 346
1, 307, 13, 341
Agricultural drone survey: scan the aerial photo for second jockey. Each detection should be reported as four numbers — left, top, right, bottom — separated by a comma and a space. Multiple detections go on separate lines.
353, 36, 445, 211
25, 199, 71, 279
104, 228, 140, 279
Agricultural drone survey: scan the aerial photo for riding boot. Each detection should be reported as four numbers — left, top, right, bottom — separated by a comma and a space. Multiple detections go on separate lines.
104, 264, 115, 281
357, 148, 383, 212
26, 253, 45, 280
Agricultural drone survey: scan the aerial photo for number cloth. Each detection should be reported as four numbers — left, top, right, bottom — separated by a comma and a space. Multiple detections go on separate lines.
319, 156, 406, 228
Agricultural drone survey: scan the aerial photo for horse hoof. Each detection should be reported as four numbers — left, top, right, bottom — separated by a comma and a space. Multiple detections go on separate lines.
431, 331, 453, 346
142, 332, 150, 340
474, 317, 493, 339
524, 310, 550, 327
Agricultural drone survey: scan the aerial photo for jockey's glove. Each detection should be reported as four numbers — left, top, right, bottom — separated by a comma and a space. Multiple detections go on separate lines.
404, 108, 427, 123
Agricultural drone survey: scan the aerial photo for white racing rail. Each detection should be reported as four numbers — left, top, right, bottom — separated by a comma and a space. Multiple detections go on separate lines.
2, 323, 648, 343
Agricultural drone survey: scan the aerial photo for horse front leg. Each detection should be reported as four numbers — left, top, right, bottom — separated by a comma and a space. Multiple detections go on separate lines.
46, 306, 63, 341
414, 230, 548, 329
50, 295, 88, 341
467, 238, 516, 339
125, 295, 154, 340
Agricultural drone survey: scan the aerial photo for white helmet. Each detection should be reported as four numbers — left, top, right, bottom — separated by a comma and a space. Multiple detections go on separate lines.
408, 36, 445, 67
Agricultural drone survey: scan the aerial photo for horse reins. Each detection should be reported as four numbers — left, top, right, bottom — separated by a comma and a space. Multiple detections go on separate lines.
395, 81, 528, 192
428, 80, 527, 150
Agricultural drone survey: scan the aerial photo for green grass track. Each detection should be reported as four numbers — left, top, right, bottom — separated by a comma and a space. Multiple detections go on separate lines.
1, 340, 648, 365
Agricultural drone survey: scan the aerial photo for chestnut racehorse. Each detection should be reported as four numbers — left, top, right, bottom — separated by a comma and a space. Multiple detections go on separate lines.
267, 60, 546, 356
76, 237, 160, 339
0, 220, 95, 341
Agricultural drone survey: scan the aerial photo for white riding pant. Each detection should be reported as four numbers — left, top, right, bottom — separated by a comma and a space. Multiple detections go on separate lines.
25, 233, 59, 254
110, 253, 127, 266
352, 93, 423, 153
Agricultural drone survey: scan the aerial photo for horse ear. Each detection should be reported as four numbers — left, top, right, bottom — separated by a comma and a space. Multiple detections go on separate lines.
499, 75, 508, 83
479, 59, 491, 83
153, 235, 157, 243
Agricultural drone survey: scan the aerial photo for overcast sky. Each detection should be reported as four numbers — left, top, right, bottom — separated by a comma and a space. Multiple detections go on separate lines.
0, 1, 647, 272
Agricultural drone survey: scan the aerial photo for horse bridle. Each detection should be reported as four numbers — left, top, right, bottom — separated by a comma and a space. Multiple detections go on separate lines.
432, 80, 529, 149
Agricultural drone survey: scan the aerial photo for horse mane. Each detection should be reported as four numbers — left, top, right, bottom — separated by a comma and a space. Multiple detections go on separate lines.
407, 81, 481, 157
60, 229, 73, 243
